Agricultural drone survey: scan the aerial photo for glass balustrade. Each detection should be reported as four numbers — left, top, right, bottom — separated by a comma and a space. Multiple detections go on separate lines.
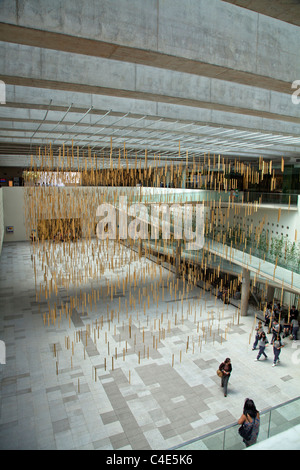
97, 188, 299, 207
170, 396, 300, 450
114, 189, 300, 275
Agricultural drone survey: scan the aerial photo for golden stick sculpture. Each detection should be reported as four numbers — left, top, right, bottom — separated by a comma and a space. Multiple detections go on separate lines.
24, 141, 288, 378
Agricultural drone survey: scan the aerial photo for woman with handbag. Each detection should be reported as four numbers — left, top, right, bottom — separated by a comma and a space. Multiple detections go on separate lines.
238, 398, 260, 447
218, 358, 232, 397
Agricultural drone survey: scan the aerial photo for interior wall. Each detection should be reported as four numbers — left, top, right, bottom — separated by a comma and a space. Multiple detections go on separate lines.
2, 187, 300, 246
2, 187, 27, 242
213, 200, 300, 242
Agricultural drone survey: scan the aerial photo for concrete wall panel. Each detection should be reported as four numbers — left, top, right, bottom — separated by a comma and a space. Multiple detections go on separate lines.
1, 0, 299, 83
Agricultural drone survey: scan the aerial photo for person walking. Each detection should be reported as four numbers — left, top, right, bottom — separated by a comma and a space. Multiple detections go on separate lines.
264, 304, 272, 329
238, 398, 260, 448
218, 358, 232, 397
272, 335, 284, 367
252, 320, 264, 350
270, 319, 281, 344
254, 332, 269, 361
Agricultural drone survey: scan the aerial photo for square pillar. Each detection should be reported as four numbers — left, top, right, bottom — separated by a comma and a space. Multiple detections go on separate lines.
175, 240, 182, 278
241, 268, 250, 316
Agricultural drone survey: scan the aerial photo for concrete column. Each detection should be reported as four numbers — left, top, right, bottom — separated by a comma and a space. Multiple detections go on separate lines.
175, 240, 182, 278
138, 238, 143, 258
181, 168, 186, 189
241, 268, 250, 316
266, 285, 275, 303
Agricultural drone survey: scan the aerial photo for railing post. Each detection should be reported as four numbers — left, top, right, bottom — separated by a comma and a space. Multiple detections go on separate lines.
267, 410, 272, 439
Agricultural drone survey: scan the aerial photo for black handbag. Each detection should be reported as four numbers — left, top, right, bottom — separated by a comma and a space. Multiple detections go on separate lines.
238, 422, 253, 441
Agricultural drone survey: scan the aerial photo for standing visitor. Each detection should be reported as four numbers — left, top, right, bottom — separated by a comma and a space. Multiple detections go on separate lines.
282, 317, 291, 338
290, 305, 299, 322
238, 398, 260, 448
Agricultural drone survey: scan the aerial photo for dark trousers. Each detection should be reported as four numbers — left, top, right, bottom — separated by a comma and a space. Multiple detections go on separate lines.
257, 346, 267, 359
253, 334, 259, 350
221, 374, 230, 396
273, 347, 281, 364
292, 327, 299, 341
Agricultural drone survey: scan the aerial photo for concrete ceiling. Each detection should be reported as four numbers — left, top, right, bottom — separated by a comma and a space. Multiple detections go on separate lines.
222, 0, 300, 27
0, 0, 299, 169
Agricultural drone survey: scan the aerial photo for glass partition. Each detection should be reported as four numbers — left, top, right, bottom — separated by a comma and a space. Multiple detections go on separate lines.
171, 396, 300, 450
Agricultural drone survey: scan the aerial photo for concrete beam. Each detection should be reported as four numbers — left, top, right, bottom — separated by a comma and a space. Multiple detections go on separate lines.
1, 42, 299, 124
0, 0, 299, 91
3, 86, 300, 138
222, 0, 300, 27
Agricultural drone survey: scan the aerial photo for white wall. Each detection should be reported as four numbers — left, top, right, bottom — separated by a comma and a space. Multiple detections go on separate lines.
2, 187, 300, 247
2, 187, 27, 242
212, 199, 300, 243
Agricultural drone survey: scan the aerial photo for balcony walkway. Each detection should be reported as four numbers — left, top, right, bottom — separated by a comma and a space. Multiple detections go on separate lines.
202, 239, 300, 295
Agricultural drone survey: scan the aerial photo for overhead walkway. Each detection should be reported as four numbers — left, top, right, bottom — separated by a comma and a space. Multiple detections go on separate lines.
143, 238, 300, 296
202, 238, 300, 295
112, 187, 300, 294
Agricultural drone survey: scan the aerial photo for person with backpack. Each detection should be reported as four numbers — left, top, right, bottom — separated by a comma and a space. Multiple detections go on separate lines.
238, 398, 260, 447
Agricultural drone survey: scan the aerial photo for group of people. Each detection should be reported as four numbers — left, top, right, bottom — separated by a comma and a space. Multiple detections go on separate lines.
264, 303, 299, 342
252, 303, 299, 367
252, 319, 283, 366
216, 303, 299, 448
217, 286, 230, 304
53, 230, 80, 243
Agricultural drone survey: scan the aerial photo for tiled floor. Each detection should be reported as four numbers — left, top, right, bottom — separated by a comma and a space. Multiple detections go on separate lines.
0, 240, 300, 450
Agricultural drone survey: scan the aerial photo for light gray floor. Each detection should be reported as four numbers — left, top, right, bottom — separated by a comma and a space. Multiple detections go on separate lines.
0, 240, 299, 450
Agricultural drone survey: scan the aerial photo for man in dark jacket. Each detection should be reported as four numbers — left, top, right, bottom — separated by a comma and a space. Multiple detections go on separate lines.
219, 358, 232, 397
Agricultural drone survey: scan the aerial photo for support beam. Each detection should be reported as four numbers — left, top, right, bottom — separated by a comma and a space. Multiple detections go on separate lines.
1, 40, 299, 124
175, 240, 182, 279
241, 268, 250, 316
0, 22, 294, 95
1, 0, 299, 91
